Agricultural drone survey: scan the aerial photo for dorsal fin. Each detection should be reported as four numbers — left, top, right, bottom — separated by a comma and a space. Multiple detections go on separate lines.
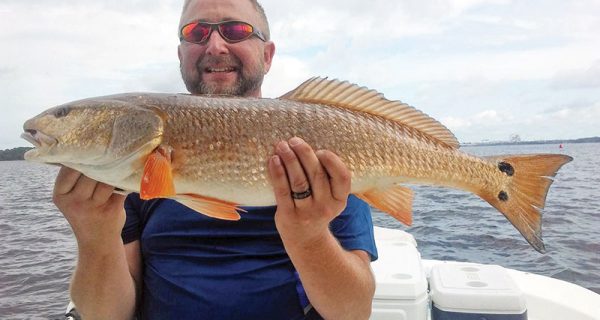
280, 77, 459, 149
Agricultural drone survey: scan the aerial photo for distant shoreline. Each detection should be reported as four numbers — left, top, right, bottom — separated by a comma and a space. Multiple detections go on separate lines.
461, 136, 600, 147
2, 137, 599, 161
0, 147, 33, 161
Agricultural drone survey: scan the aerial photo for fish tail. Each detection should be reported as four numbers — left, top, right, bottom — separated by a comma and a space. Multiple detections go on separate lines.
478, 154, 572, 253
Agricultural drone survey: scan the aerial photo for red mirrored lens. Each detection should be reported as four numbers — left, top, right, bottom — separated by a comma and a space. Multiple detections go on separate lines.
181, 23, 211, 43
219, 22, 254, 41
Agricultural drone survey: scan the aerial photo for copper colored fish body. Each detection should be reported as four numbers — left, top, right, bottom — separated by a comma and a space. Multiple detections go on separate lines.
22, 78, 572, 252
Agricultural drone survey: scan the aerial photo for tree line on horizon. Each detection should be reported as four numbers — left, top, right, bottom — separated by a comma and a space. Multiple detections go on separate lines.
0, 147, 33, 161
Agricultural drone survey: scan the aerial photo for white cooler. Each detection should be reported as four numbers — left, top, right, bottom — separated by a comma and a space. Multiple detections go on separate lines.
429, 263, 527, 320
371, 227, 429, 320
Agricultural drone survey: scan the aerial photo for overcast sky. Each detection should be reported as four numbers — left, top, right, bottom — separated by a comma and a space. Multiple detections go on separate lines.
1, 0, 599, 148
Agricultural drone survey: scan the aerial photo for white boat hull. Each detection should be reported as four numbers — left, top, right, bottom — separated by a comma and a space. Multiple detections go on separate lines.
371, 226, 600, 320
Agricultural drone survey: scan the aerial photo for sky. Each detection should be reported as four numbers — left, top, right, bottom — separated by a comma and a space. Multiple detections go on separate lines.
1, 0, 599, 148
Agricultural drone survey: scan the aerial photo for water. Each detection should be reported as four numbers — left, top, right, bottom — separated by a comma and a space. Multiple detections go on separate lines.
0, 143, 599, 319
0, 162, 75, 319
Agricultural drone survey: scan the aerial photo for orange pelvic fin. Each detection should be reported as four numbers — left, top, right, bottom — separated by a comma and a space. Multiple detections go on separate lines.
479, 154, 573, 253
356, 185, 414, 225
140, 146, 175, 200
175, 193, 245, 221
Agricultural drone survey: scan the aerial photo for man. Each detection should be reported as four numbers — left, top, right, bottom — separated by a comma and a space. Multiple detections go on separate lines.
53, 0, 377, 319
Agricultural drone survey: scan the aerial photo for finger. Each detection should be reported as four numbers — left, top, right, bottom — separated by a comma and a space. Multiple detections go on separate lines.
316, 150, 351, 201
288, 137, 331, 201
267, 155, 295, 210
71, 174, 99, 199
105, 193, 127, 214
91, 182, 116, 204
54, 166, 83, 195
275, 140, 310, 196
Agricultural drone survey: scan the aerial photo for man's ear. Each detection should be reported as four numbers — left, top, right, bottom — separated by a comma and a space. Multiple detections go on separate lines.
177, 45, 183, 65
262, 41, 276, 74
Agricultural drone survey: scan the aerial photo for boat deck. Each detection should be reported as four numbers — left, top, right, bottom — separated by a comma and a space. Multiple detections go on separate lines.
371, 226, 600, 320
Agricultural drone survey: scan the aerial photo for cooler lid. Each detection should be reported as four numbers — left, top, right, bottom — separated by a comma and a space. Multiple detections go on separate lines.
429, 263, 527, 313
372, 231, 428, 300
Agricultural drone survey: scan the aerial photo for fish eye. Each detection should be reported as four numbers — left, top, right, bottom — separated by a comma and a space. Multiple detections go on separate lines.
53, 107, 70, 118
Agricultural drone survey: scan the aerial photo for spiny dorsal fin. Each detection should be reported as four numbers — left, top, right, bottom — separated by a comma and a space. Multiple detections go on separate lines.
280, 77, 459, 149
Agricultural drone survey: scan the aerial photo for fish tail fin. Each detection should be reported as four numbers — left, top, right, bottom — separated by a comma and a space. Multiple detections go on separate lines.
478, 154, 572, 253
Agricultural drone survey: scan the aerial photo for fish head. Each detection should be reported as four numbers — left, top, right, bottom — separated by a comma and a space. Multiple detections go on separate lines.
21, 95, 164, 166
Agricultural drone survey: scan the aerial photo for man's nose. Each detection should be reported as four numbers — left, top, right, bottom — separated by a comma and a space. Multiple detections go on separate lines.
204, 30, 229, 55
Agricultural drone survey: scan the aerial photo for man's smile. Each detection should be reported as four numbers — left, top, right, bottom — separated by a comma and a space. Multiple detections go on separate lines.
205, 66, 237, 73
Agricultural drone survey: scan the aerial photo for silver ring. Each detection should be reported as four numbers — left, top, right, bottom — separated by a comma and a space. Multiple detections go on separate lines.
291, 188, 312, 200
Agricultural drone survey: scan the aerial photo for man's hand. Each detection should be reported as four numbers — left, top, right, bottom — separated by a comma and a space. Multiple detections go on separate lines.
267, 136, 351, 245
267, 137, 374, 319
53, 166, 126, 251
53, 167, 139, 319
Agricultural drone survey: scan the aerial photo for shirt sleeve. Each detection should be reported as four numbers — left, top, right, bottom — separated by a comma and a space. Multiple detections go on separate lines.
329, 195, 378, 261
121, 193, 143, 244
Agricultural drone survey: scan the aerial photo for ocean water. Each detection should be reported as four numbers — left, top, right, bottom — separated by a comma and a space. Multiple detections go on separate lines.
0, 143, 598, 319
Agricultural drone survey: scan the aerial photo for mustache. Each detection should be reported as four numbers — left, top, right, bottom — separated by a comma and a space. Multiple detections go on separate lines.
197, 55, 242, 70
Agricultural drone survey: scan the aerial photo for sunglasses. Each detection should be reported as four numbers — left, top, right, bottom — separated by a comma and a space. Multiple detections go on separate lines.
180, 20, 266, 44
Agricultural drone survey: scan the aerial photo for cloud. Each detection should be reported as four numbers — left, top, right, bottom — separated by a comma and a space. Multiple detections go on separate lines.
262, 0, 600, 98
262, 55, 312, 97
2, 0, 600, 148
534, 101, 600, 123
442, 101, 600, 142
265, 0, 509, 53
0, 2, 181, 95
550, 60, 600, 90
443, 109, 512, 130
0, 67, 15, 77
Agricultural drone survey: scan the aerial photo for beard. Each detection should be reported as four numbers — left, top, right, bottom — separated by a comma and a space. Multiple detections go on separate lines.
181, 54, 265, 96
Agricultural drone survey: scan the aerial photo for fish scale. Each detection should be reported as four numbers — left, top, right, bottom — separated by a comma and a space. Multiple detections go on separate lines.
22, 77, 572, 252
144, 97, 513, 203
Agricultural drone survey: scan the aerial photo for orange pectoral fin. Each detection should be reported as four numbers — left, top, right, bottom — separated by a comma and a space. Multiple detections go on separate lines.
140, 147, 176, 200
175, 194, 245, 221
356, 185, 414, 226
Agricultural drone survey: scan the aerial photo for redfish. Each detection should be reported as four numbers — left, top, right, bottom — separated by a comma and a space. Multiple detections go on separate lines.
21, 77, 572, 252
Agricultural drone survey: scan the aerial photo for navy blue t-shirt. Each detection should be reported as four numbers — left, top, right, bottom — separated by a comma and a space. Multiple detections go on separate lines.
122, 194, 377, 320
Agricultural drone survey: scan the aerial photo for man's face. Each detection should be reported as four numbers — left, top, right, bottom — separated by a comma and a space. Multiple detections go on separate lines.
178, 0, 274, 97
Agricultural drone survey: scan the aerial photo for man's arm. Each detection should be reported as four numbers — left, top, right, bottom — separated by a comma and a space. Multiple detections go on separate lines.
53, 167, 140, 320
268, 138, 375, 320
281, 234, 374, 320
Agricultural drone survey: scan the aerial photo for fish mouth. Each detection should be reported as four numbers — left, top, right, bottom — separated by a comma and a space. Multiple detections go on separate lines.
20, 129, 58, 148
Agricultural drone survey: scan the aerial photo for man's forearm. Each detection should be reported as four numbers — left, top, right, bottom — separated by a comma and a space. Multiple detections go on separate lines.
282, 231, 375, 320
70, 237, 137, 320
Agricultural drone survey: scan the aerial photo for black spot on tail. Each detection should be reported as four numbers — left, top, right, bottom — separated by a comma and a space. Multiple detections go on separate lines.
498, 191, 509, 201
498, 162, 514, 176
